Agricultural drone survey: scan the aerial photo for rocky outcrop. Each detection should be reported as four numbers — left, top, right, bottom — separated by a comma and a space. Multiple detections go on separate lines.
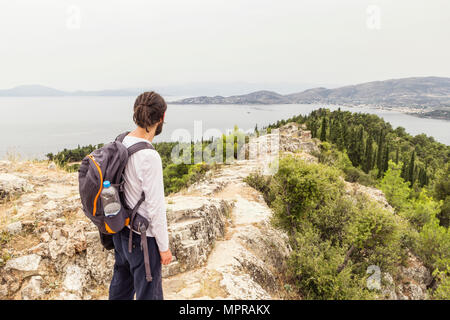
163, 196, 233, 277
381, 251, 433, 300
0, 158, 241, 299
343, 180, 394, 212
0, 171, 34, 200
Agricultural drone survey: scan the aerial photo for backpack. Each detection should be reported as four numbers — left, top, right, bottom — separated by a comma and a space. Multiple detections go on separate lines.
78, 131, 154, 282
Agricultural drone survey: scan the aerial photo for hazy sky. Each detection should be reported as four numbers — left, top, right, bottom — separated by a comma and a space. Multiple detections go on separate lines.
1, 0, 449, 91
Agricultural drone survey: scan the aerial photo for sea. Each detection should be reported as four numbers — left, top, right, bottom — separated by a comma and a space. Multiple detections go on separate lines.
0, 96, 448, 160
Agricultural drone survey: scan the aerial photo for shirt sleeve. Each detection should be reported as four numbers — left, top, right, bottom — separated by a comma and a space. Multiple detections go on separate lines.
137, 150, 169, 252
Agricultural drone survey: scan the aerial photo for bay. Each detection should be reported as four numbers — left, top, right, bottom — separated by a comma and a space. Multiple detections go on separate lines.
0, 96, 448, 160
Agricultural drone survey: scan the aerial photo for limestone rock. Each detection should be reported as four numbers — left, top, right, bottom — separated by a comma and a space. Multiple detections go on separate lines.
344, 180, 394, 212
40, 232, 51, 242
0, 284, 8, 298
381, 272, 397, 300
219, 267, 272, 300
165, 197, 232, 273
5, 254, 41, 272
27, 243, 49, 257
41, 211, 59, 221
48, 239, 68, 260
59, 291, 81, 300
63, 264, 86, 294
394, 252, 432, 300
85, 231, 115, 285
162, 261, 181, 278
0, 173, 31, 199
21, 276, 43, 300
399, 253, 433, 287
6, 221, 22, 235
44, 200, 58, 211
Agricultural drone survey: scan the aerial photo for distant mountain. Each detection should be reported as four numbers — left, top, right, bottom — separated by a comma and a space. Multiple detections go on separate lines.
0, 85, 140, 97
175, 90, 291, 105
0, 85, 67, 96
173, 77, 450, 109
71, 89, 141, 96
0, 82, 333, 97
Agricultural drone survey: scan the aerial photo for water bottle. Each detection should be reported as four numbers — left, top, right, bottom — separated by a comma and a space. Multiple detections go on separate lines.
101, 180, 121, 217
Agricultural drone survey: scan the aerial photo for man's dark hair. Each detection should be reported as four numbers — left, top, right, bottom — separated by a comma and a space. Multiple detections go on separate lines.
133, 91, 167, 133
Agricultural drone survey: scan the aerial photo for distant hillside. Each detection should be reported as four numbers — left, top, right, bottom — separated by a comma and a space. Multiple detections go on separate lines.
174, 90, 291, 105
0, 85, 67, 97
286, 77, 450, 107
410, 108, 450, 120
173, 77, 450, 109
0, 82, 330, 97
0, 85, 140, 97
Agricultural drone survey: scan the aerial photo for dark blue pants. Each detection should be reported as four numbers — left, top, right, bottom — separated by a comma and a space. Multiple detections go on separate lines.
109, 228, 163, 300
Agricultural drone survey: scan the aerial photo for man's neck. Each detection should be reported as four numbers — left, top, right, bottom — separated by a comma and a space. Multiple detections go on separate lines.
129, 126, 156, 143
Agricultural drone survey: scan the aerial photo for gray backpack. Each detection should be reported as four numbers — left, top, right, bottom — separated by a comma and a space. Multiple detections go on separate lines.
78, 131, 154, 282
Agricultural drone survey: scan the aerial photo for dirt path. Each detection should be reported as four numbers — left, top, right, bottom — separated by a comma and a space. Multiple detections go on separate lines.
162, 158, 286, 300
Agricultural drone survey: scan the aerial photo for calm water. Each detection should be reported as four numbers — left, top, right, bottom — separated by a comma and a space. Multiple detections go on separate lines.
0, 96, 448, 159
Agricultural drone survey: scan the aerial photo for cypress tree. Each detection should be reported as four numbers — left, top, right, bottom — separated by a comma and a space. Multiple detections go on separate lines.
418, 167, 426, 187
363, 136, 373, 173
376, 130, 384, 171
408, 151, 416, 185
395, 147, 399, 164
373, 149, 378, 171
336, 123, 345, 150
329, 119, 336, 143
342, 123, 348, 149
383, 144, 390, 174
401, 159, 407, 180
320, 117, 327, 142
348, 128, 358, 166
356, 126, 365, 165
311, 121, 317, 138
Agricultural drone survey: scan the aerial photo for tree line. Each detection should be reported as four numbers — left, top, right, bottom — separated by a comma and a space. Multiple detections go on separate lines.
267, 107, 448, 189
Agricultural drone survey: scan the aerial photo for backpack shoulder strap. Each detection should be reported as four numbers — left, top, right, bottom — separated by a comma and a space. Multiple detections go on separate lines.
115, 132, 155, 156
115, 131, 131, 143
127, 141, 155, 157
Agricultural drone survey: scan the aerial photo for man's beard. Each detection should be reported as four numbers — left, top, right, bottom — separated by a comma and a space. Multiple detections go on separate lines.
155, 122, 164, 136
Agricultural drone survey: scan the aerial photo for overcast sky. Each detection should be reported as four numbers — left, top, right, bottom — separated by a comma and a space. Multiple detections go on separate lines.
1, 0, 449, 91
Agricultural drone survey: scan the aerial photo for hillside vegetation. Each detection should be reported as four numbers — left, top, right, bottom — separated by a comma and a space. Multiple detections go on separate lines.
246, 108, 450, 299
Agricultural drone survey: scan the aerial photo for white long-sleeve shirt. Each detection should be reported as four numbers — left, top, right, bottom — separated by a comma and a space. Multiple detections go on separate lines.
121, 135, 169, 252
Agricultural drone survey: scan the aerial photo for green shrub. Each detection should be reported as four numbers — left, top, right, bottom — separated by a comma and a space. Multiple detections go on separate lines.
431, 268, 450, 300
287, 223, 374, 300
402, 190, 442, 230
270, 156, 345, 233
163, 162, 212, 195
266, 155, 403, 299
317, 142, 352, 172
378, 160, 411, 212
346, 195, 404, 274
343, 166, 376, 186
244, 171, 275, 205
415, 217, 450, 272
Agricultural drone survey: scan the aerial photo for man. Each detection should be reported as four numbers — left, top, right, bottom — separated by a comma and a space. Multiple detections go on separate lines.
109, 91, 172, 300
